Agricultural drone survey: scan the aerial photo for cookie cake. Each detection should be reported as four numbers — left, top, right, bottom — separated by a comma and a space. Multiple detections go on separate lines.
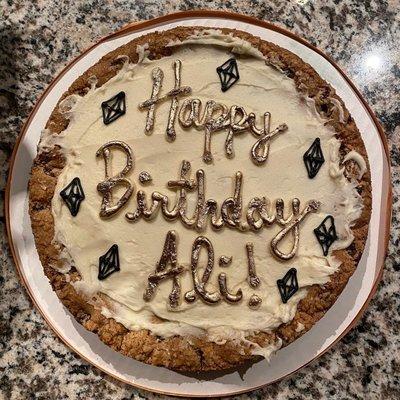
29, 27, 372, 371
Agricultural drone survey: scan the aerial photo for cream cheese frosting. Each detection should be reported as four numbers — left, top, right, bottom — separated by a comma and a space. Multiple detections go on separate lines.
42, 34, 364, 357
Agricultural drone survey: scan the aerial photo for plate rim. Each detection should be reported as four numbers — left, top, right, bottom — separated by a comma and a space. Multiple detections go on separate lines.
5, 10, 392, 397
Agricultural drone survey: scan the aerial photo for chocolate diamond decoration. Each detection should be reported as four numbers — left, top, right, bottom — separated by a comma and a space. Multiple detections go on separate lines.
101, 91, 126, 125
277, 268, 298, 304
60, 177, 85, 217
216, 58, 240, 92
303, 138, 325, 178
98, 244, 120, 280
314, 215, 338, 256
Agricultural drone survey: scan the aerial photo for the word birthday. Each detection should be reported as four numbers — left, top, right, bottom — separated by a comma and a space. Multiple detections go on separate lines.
95, 141, 320, 261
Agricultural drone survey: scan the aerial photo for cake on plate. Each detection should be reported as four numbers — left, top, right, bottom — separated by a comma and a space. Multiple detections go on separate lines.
29, 27, 371, 371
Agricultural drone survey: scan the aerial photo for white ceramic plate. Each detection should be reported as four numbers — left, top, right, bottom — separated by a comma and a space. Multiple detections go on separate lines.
6, 11, 391, 397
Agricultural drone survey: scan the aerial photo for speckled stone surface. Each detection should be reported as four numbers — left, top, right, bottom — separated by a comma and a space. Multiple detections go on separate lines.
0, 1, 399, 399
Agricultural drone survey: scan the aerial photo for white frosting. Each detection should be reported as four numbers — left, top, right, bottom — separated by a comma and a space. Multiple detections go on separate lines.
167, 29, 265, 59
329, 97, 346, 123
343, 150, 367, 179
44, 35, 364, 357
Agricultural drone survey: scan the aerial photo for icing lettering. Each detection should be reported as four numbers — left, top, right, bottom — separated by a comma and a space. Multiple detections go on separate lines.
96, 141, 134, 218
185, 236, 221, 304
140, 60, 288, 164
143, 230, 184, 308
123, 160, 320, 260
139, 60, 192, 141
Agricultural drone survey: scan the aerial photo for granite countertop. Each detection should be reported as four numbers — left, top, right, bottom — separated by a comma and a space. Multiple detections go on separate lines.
0, 1, 399, 399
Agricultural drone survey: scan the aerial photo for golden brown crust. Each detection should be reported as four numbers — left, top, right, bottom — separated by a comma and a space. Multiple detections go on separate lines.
28, 27, 372, 371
